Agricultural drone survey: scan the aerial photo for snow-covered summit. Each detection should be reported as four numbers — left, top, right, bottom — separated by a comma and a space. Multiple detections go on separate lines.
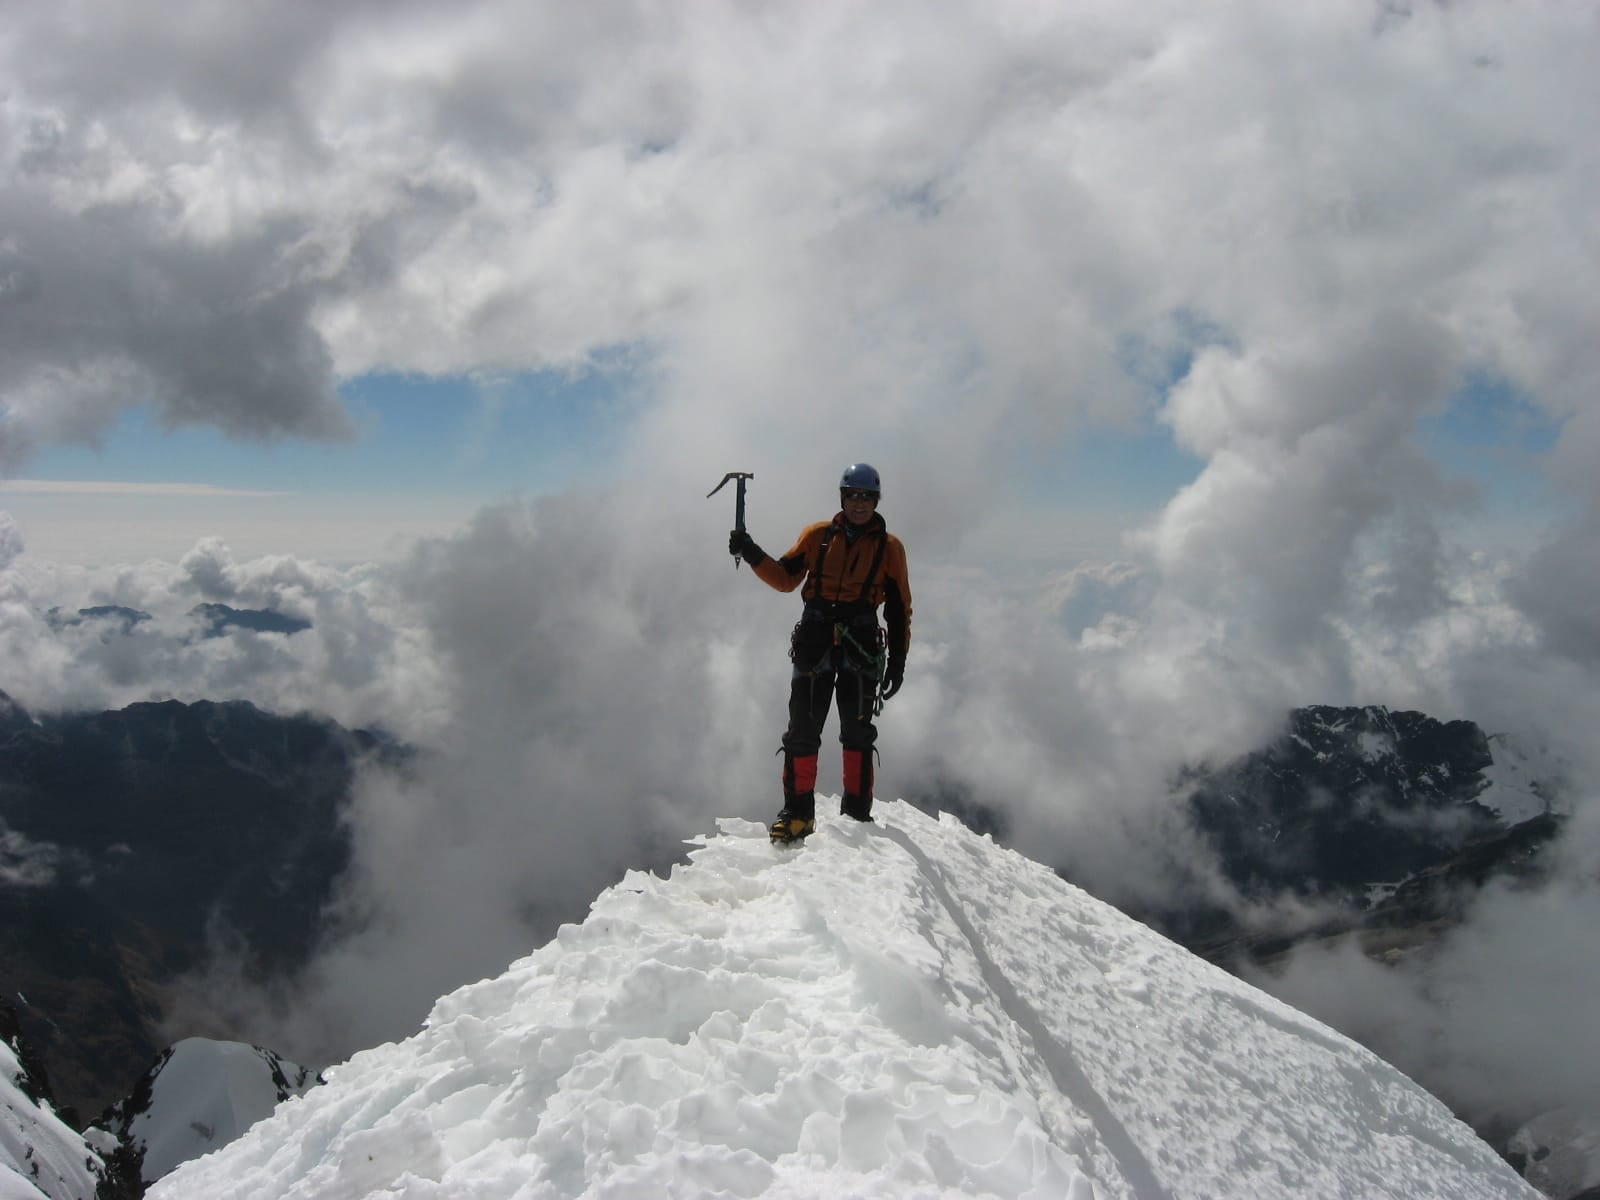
102, 1038, 322, 1184
150, 801, 1536, 1200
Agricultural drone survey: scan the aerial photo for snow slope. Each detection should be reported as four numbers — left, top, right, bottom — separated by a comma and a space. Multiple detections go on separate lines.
109, 1038, 322, 1182
150, 801, 1536, 1200
1480, 733, 1560, 825
0, 1039, 99, 1200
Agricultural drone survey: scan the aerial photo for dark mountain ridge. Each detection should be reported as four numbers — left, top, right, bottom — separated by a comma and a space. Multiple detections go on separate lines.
0, 691, 391, 1120
1187, 704, 1501, 897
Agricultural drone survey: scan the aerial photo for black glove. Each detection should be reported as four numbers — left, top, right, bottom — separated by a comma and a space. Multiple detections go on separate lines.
728, 529, 766, 566
880, 652, 905, 702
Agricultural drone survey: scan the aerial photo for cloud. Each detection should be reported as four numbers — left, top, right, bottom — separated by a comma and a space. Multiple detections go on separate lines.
1508, 515, 1600, 667
1148, 314, 1468, 667
0, 513, 23, 575
0, 822, 78, 889
0, 535, 446, 742
1040, 561, 1156, 643
1254, 867, 1600, 1131
179, 536, 242, 601
5, 3, 1589, 496
0, 194, 354, 470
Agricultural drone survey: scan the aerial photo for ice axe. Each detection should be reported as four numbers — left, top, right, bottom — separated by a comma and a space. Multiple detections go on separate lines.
707, 471, 754, 568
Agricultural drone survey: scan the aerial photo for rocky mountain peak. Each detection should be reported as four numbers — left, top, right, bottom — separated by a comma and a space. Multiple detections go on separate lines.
1187, 704, 1502, 902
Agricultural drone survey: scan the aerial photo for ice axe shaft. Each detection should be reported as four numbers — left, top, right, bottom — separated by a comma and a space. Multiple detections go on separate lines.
707, 471, 754, 567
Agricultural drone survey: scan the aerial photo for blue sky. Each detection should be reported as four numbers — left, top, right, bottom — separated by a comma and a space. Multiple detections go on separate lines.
27, 367, 632, 500
4, 361, 1562, 567
1420, 373, 1566, 516
3, 367, 644, 562
1028, 368, 1562, 531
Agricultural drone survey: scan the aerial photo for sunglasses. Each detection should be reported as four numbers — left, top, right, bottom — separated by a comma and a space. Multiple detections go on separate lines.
841, 489, 879, 502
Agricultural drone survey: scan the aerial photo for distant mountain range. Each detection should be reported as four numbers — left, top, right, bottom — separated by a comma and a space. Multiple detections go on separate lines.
1191, 704, 1505, 895
1162, 704, 1562, 960
44, 605, 313, 638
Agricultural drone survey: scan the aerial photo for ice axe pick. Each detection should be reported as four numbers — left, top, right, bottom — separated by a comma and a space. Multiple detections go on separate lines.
707, 471, 754, 568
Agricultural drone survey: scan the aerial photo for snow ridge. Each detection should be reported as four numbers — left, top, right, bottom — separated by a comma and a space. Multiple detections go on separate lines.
880, 824, 1166, 1199
149, 801, 1535, 1200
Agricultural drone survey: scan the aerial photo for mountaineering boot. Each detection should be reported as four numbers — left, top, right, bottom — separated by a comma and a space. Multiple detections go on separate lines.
769, 810, 816, 845
840, 747, 874, 822
774, 749, 819, 844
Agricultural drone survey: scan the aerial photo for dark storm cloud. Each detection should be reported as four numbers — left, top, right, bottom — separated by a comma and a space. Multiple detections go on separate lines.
1, 164, 352, 467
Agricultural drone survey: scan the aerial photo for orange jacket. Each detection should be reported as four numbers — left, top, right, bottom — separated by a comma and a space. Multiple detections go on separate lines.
753, 513, 912, 657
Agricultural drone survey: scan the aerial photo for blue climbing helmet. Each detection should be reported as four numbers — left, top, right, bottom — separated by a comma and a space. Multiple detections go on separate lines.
839, 462, 881, 496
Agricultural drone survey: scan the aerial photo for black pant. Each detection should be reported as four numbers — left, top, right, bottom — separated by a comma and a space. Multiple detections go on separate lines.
782, 614, 880, 757
783, 650, 877, 756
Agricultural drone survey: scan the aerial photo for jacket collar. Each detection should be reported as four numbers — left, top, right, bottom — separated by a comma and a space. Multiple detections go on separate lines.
832, 511, 887, 535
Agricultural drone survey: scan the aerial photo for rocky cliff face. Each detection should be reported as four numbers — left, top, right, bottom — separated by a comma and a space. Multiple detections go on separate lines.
1187, 704, 1502, 900
0, 692, 388, 1120
1017, 704, 1568, 969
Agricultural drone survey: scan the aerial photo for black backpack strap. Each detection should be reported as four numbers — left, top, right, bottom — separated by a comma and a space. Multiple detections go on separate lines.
804, 524, 839, 603
857, 530, 889, 603
804, 523, 891, 605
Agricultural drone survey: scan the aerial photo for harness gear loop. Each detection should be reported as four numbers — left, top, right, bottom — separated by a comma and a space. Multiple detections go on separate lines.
834, 620, 888, 718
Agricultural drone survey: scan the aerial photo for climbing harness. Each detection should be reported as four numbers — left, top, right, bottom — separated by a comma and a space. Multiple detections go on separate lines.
834, 619, 888, 718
